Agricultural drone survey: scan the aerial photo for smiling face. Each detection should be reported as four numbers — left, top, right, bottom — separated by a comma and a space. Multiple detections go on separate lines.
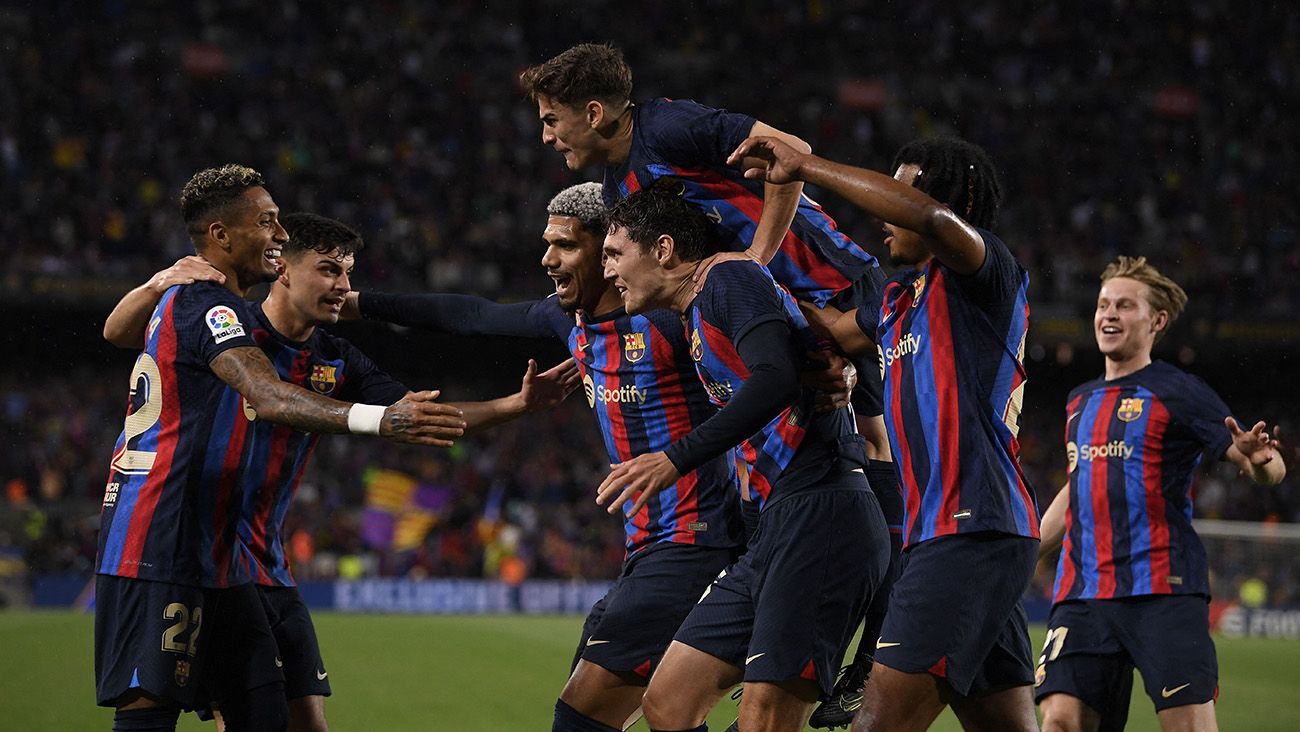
536, 96, 609, 171
602, 225, 668, 314
281, 247, 355, 326
540, 215, 607, 312
1095, 276, 1167, 363
219, 186, 288, 288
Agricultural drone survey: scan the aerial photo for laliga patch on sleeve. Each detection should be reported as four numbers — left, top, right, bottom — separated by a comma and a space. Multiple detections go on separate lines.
205, 305, 246, 343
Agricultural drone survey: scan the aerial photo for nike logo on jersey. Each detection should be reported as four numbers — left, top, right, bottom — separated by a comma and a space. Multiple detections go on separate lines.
1161, 683, 1191, 698
876, 640, 901, 649
746, 653, 766, 665
586, 639, 611, 647
317, 669, 328, 680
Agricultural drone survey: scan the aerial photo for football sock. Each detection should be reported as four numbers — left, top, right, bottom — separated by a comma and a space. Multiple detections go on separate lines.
553, 699, 622, 732
112, 706, 180, 732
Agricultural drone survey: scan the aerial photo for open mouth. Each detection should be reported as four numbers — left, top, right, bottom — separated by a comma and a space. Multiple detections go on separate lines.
550, 272, 573, 298
264, 247, 282, 265
322, 296, 345, 312
1100, 325, 1122, 335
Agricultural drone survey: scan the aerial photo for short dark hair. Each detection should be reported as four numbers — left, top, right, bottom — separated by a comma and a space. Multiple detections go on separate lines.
892, 137, 1003, 229
519, 43, 632, 108
546, 183, 607, 237
281, 213, 364, 258
180, 164, 266, 238
607, 180, 720, 262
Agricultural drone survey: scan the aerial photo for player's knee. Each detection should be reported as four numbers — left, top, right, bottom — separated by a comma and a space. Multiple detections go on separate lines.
112, 705, 181, 732
287, 695, 328, 732
640, 683, 703, 730
1039, 694, 1090, 732
552, 698, 623, 732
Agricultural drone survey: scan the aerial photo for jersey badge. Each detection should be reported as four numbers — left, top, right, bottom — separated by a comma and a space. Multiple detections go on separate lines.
309, 363, 339, 395
912, 273, 927, 302
175, 659, 191, 687
690, 329, 703, 362
205, 306, 246, 343
623, 332, 646, 363
1117, 397, 1144, 422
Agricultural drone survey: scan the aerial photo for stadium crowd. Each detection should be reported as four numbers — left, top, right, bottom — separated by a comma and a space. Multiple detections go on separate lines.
2, 1, 1298, 323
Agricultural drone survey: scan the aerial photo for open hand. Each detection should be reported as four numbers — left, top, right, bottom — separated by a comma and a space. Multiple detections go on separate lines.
520, 358, 581, 411
153, 255, 224, 292
726, 136, 807, 185
381, 390, 467, 446
1226, 417, 1281, 466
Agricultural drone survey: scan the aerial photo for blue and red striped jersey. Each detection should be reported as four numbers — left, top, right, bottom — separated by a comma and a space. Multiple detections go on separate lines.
1053, 361, 1233, 603
356, 292, 743, 557
237, 303, 408, 587
97, 282, 260, 588
569, 303, 742, 555
604, 98, 879, 307
876, 229, 1038, 548
686, 261, 858, 508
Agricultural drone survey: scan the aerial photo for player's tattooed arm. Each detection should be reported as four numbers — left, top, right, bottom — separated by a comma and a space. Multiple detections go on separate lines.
451, 359, 580, 435
103, 256, 226, 348
728, 136, 988, 274
210, 346, 467, 446
1225, 418, 1286, 485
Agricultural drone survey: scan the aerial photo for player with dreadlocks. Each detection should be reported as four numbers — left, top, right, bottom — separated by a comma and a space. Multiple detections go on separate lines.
730, 134, 1041, 731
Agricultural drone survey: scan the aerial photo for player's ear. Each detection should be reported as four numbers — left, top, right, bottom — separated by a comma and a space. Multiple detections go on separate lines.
654, 233, 675, 264
1151, 309, 1169, 335
586, 100, 604, 129
207, 220, 231, 252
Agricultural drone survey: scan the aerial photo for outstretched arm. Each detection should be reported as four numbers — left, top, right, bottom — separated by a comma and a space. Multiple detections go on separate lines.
104, 257, 226, 347
452, 359, 580, 435
743, 121, 812, 266
729, 136, 988, 275
1224, 417, 1286, 485
345, 291, 562, 340
210, 346, 467, 446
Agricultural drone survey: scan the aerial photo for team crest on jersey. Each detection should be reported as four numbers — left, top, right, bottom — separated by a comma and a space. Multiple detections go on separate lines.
623, 332, 646, 363
309, 363, 339, 394
690, 329, 703, 362
912, 273, 927, 302
175, 659, 190, 687
205, 305, 245, 343
1117, 398, 1144, 422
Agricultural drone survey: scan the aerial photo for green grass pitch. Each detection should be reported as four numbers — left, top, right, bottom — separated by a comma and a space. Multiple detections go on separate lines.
2, 610, 1298, 730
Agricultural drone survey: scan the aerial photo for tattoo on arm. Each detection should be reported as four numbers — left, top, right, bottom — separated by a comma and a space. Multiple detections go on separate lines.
210, 347, 352, 433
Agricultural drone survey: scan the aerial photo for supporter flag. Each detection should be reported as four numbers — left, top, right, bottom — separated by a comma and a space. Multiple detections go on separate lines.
360, 468, 454, 552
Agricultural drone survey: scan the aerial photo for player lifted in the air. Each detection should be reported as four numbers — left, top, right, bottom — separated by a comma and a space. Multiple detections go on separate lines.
102, 211, 575, 731
730, 134, 1042, 731
521, 44, 903, 723
94, 165, 466, 732
1035, 256, 1286, 732
597, 182, 890, 732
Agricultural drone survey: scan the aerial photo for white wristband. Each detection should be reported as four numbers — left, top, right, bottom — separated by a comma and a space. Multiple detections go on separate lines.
347, 404, 386, 435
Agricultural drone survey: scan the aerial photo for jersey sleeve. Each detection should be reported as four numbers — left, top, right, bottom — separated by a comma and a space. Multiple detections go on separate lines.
643, 98, 757, 168
173, 283, 259, 364
332, 336, 410, 407
698, 262, 787, 344
1172, 374, 1234, 461
360, 291, 573, 341
949, 228, 1026, 311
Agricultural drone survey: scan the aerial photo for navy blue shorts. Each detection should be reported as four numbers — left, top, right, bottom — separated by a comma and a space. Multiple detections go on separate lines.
1034, 595, 1218, 717
203, 583, 285, 708
573, 542, 738, 682
875, 532, 1037, 696
259, 585, 331, 700
94, 575, 210, 709
674, 470, 890, 696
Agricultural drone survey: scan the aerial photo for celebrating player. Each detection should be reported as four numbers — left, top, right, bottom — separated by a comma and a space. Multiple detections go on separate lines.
103, 211, 575, 731
730, 134, 1042, 731
521, 45, 903, 721
1034, 256, 1286, 732
597, 182, 890, 732
346, 183, 747, 732
94, 166, 467, 732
